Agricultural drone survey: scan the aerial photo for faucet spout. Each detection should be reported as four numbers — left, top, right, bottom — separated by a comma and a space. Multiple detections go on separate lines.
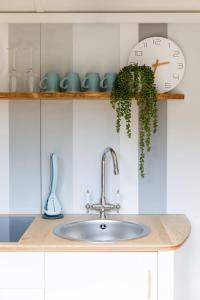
100, 147, 119, 218
85, 147, 120, 219
102, 147, 119, 175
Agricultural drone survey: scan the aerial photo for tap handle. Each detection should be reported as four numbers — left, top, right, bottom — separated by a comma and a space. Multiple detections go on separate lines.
85, 190, 91, 214
116, 190, 120, 213
85, 203, 90, 214
116, 203, 120, 213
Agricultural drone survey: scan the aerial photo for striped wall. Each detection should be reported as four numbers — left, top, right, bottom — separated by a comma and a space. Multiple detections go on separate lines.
0, 22, 190, 218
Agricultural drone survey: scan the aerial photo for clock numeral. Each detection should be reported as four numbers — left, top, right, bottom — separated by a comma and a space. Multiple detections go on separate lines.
153, 38, 161, 46
177, 63, 184, 69
165, 82, 172, 89
173, 74, 180, 80
173, 50, 180, 57
135, 50, 143, 56
143, 42, 148, 48
168, 42, 171, 48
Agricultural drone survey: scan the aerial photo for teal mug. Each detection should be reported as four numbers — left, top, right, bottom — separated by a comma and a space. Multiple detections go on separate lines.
60, 72, 81, 92
40, 72, 60, 92
100, 73, 117, 91
82, 72, 100, 92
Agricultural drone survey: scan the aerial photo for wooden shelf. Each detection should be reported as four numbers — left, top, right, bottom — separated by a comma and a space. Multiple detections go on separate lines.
0, 92, 184, 100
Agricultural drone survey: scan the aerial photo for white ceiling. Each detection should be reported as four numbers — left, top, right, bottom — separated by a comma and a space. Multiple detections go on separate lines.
0, 0, 199, 12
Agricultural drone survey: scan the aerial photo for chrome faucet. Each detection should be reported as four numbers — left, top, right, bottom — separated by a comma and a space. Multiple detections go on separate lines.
86, 147, 120, 219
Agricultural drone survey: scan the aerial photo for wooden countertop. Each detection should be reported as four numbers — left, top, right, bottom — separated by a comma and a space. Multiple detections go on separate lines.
0, 214, 190, 252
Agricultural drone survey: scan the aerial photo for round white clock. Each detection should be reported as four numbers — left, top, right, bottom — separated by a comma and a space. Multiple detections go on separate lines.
128, 37, 185, 92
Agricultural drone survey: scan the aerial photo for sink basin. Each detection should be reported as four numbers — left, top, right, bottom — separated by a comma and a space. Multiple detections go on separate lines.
53, 219, 150, 242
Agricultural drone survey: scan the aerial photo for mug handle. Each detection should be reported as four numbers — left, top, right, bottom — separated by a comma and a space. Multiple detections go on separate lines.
60, 77, 68, 90
100, 77, 107, 90
82, 77, 89, 90
40, 76, 48, 91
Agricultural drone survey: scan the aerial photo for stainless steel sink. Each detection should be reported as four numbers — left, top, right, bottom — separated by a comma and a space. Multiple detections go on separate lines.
53, 219, 150, 242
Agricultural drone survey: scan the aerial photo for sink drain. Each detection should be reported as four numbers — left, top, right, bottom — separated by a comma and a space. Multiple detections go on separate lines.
99, 223, 107, 230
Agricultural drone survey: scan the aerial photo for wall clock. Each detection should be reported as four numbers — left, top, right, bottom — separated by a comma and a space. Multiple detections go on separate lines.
128, 37, 185, 93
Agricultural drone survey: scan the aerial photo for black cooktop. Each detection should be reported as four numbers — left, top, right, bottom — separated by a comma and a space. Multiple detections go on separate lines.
0, 216, 34, 242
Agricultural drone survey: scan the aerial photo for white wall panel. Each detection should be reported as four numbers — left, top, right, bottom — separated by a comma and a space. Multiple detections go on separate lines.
167, 23, 200, 300
72, 100, 119, 213
41, 100, 73, 213
0, 24, 9, 213
72, 23, 120, 77
41, 24, 73, 78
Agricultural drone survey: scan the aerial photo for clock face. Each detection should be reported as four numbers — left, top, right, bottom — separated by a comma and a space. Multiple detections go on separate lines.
128, 37, 185, 92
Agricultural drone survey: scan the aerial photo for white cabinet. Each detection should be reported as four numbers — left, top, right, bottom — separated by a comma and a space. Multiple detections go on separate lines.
0, 251, 175, 300
0, 252, 44, 300
45, 252, 157, 300
0, 252, 44, 289
0, 289, 44, 300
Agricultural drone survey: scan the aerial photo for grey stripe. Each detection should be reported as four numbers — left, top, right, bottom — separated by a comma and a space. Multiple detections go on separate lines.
9, 24, 41, 213
9, 100, 41, 213
138, 23, 167, 214
139, 23, 168, 40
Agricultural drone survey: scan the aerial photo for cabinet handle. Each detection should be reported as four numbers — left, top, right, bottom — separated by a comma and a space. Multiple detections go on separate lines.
147, 270, 151, 299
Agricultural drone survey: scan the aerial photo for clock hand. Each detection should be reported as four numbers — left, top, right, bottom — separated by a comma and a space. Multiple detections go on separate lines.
152, 59, 159, 74
157, 61, 170, 66
152, 60, 170, 74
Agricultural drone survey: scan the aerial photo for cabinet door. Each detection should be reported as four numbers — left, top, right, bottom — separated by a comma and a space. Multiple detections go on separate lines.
45, 252, 157, 300
0, 289, 44, 300
0, 252, 44, 289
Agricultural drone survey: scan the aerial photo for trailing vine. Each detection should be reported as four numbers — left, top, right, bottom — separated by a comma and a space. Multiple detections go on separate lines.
110, 64, 158, 177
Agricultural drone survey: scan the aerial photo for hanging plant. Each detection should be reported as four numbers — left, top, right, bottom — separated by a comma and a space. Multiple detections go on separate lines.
110, 64, 158, 177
